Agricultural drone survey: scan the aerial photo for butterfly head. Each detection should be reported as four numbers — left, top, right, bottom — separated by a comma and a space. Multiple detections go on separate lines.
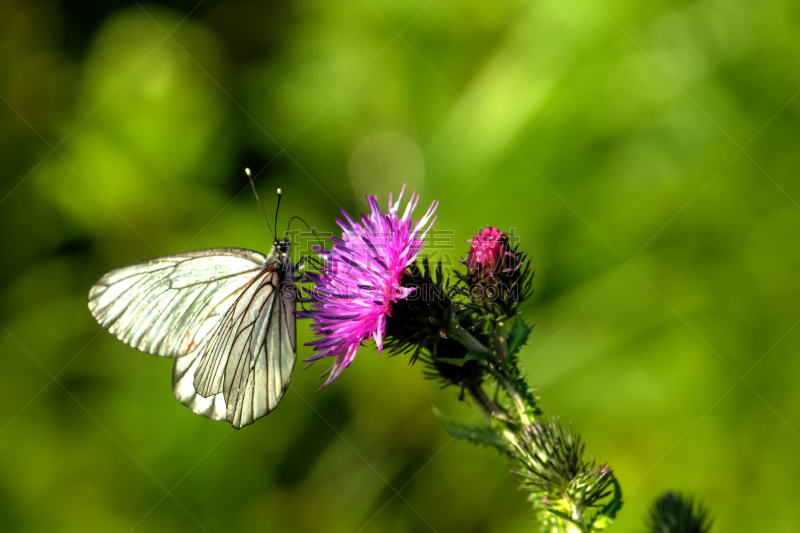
274, 238, 291, 255
274, 239, 293, 268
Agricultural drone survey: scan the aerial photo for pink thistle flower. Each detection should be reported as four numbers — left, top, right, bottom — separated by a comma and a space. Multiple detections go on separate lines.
467, 227, 508, 281
300, 186, 438, 388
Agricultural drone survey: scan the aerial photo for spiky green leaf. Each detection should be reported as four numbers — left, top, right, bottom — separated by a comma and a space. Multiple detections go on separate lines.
589, 476, 624, 530
432, 405, 510, 453
507, 314, 533, 356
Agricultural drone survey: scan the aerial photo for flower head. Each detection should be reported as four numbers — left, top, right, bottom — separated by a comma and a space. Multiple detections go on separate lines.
467, 226, 509, 282
300, 186, 438, 388
515, 419, 617, 528
645, 492, 712, 533
460, 226, 533, 320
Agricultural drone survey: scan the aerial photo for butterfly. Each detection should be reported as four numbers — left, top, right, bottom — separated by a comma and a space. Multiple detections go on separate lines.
88, 171, 303, 429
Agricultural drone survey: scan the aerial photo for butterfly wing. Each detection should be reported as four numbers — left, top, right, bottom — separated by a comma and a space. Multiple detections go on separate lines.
194, 264, 297, 429
88, 248, 269, 357
88, 248, 270, 420
172, 348, 229, 421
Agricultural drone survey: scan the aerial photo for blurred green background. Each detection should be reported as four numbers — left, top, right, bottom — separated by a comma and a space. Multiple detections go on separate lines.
2, 0, 799, 531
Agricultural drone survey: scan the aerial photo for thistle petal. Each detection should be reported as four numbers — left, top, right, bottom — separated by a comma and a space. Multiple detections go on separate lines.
301, 186, 437, 386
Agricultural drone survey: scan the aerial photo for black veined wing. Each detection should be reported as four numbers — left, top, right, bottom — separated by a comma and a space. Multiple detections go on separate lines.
193, 260, 297, 428
88, 244, 297, 428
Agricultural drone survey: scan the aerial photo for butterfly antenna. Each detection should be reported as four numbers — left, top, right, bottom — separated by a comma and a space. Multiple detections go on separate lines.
245, 168, 275, 240
287, 216, 326, 250
274, 188, 282, 241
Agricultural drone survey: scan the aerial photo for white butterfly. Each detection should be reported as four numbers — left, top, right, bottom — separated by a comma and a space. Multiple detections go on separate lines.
88, 177, 300, 429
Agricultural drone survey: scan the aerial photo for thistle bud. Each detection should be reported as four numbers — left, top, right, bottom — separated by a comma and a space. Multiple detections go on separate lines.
645, 492, 713, 533
461, 227, 532, 319
513, 419, 620, 530
467, 227, 509, 284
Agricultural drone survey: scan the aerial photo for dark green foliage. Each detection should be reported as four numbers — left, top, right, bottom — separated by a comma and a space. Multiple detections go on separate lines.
645, 492, 713, 533
384, 257, 488, 388
388, 241, 617, 531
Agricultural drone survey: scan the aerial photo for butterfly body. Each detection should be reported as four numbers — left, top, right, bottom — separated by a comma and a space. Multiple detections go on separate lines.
88, 239, 298, 429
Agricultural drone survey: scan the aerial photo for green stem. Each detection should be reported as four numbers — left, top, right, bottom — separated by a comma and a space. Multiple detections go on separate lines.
502, 378, 532, 427
448, 325, 492, 356
467, 384, 506, 420
493, 321, 509, 363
